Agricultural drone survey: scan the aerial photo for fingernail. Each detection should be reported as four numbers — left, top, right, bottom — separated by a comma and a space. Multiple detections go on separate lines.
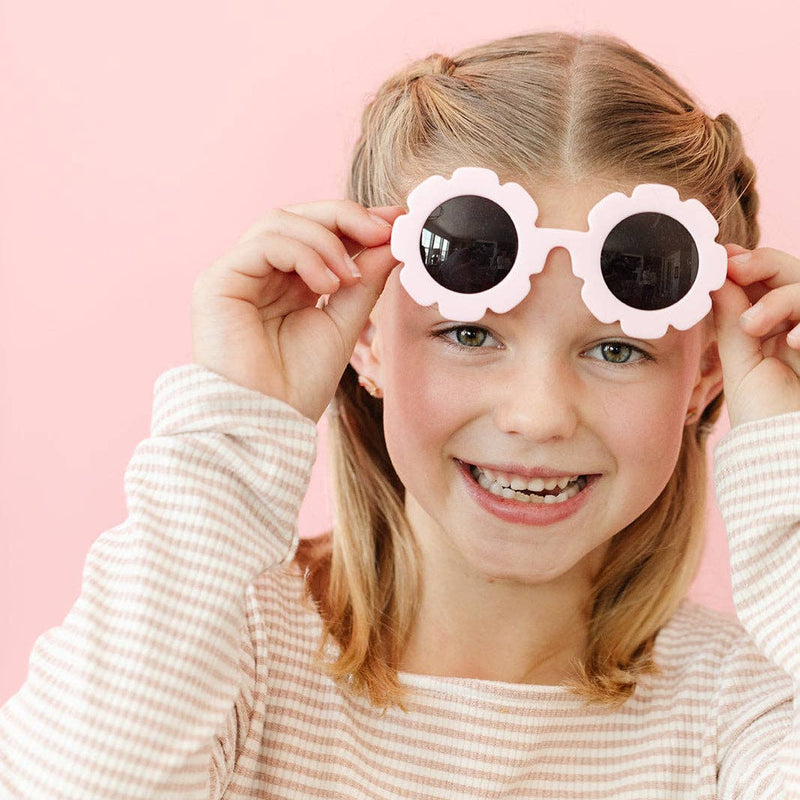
788, 329, 800, 347
368, 212, 392, 228
325, 268, 340, 285
345, 255, 362, 278
729, 252, 751, 265
740, 302, 762, 323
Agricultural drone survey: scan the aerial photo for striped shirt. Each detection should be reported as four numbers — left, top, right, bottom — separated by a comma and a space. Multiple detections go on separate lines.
1, 363, 798, 798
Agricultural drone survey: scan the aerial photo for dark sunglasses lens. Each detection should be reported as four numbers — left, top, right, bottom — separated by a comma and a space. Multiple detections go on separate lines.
601, 213, 699, 311
419, 195, 518, 294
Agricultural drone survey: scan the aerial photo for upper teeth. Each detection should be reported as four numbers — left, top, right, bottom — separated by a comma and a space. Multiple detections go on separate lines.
476, 467, 580, 492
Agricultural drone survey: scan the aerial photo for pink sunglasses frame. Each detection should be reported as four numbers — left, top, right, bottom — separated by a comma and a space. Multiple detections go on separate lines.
389, 167, 728, 339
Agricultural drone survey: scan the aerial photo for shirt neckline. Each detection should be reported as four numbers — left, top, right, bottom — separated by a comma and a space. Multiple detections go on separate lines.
396, 669, 576, 701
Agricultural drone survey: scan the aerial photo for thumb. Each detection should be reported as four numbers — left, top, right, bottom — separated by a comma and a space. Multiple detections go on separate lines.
321, 240, 400, 357
711, 275, 762, 398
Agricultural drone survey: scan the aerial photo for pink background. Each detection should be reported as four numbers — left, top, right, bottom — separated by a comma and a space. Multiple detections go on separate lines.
1, 1, 796, 704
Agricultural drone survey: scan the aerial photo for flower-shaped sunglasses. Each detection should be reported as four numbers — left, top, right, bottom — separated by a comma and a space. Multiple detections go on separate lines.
389, 167, 728, 338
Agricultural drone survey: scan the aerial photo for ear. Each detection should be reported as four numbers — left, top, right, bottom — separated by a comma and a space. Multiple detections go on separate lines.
687, 328, 724, 422
349, 315, 383, 390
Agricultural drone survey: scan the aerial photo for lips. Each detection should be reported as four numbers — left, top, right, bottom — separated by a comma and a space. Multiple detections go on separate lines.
456, 458, 598, 526
464, 461, 590, 481
471, 465, 587, 501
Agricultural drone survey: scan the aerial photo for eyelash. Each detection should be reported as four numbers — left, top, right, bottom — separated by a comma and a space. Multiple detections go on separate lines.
434, 325, 653, 367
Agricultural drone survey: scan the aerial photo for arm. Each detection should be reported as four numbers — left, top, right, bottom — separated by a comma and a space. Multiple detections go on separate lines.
714, 409, 800, 798
0, 363, 317, 800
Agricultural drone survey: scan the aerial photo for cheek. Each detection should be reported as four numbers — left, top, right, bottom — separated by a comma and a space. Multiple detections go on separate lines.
597, 379, 690, 500
380, 342, 477, 482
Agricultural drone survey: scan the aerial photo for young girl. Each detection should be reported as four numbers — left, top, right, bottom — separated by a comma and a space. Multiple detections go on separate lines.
2, 30, 799, 798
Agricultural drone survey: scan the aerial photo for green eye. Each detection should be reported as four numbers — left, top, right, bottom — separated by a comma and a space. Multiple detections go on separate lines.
584, 341, 650, 366
435, 325, 498, 352
601, 342, 632, 363
454, 327, 488, 347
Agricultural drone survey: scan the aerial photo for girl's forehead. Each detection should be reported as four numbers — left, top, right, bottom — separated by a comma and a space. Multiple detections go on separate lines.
517, 178, 641, 231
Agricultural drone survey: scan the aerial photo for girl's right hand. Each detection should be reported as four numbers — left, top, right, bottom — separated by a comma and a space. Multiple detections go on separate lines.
191, 200, 405, 423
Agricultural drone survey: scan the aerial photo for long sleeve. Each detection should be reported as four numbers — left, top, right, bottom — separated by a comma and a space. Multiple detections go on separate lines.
0, 364, 318, 800
713, 410, 800, 798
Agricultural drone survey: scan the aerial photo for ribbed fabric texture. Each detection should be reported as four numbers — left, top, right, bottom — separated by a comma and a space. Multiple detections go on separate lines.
1, 364, 798, 799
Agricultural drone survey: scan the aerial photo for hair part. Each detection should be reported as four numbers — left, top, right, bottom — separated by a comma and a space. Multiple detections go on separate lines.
289, 30, 757, 712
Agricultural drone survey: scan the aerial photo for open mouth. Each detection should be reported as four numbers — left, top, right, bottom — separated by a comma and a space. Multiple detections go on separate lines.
466, 463, 591, 505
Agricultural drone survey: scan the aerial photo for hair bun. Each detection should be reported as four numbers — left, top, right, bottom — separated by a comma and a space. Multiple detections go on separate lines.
404, 53, 457, 85
430, 53, 457, 76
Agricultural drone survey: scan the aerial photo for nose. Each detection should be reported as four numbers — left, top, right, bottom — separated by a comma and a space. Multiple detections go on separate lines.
491, 351, 581, 442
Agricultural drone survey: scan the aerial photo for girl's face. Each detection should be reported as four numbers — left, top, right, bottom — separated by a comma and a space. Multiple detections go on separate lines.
356, 177, 722, 588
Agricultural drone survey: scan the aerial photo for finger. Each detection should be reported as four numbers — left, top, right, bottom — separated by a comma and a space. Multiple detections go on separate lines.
721, 244, 769, 305
238, 207, 369, 284
711, 277, 763, 393
205, 233, 343, 301
330, 205, 406, 258
789, 322, 800, 349
239, 199, 402, 252
339, 211, 402, 258
739, 282, 800, 344
364, 205, 407, 224
238, 203, 404, 286
318, 204, 407, 258
321, 242, 400, 355
725, 246, 800, 290
724, 243, 750, 256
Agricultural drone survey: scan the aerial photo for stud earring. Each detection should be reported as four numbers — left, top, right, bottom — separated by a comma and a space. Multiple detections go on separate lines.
357, 375, 383, 399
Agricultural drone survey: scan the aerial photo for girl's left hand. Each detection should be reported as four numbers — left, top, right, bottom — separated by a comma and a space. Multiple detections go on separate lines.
711, 243, 800, 428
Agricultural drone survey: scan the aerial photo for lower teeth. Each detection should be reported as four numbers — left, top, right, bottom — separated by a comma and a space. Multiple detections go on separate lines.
470, 467, 586, 505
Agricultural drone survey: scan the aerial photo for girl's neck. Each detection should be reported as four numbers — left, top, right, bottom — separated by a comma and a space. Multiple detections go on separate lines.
399, 496, 605, 685
397, 575, 592, 685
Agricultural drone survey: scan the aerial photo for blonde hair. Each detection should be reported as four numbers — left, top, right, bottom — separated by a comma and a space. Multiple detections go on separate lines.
290, 31, 760, 711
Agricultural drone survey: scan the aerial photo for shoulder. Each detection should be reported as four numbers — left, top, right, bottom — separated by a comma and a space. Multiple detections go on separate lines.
651, 599, 791, 700
646, 600, 793, 774
222, 534, 337, 700
656, 599, 740, 657
243, 532, 332, 633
